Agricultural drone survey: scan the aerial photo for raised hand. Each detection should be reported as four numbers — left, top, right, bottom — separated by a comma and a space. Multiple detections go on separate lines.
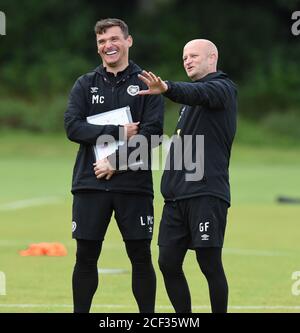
138, 70, 168, 95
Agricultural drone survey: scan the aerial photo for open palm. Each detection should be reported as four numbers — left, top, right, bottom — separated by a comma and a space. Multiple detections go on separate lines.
138, 70, 168, 95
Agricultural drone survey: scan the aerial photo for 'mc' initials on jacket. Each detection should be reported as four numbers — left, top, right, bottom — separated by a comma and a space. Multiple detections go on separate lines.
91, 87, 104, 104
92, 95, 104, 104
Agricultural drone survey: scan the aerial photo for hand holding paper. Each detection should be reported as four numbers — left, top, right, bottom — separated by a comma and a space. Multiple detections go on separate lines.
124, 122, 140, 139
86, 106, 134, 161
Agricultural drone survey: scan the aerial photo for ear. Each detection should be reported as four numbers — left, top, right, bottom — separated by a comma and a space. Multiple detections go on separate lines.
127, 35, 133, 48
209, 52, 217, 65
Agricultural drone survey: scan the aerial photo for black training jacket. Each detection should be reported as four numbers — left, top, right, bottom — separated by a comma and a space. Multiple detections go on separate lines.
161, 71, 237, 205
64, 61, 164, 196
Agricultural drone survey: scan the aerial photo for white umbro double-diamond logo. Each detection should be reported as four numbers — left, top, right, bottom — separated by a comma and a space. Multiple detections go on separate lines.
201, 234, 209, 241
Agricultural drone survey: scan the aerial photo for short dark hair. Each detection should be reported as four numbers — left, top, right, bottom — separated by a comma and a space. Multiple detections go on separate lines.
94, 18, 129, 38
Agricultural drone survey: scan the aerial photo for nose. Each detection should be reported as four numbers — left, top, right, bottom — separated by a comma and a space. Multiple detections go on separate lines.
185, 56, 192, 63
184, 58, 192, 67
105, 40, 113, 48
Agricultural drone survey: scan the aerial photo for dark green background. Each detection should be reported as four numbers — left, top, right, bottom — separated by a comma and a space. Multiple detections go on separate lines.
0, 0, 299, 141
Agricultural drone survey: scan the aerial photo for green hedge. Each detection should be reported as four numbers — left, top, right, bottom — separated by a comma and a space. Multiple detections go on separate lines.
0, 96, 66, 132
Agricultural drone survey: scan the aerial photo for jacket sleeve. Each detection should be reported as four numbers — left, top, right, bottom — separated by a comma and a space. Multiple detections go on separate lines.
163, 79, 234, 109
138, 93, 164, 142
108, 94, 164, 170
64, 78, 122, 145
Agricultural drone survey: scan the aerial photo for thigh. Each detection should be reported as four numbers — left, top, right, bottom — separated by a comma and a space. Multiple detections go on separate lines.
75, 239, 103, 262
187, 196, 228, 249
113, 193, 154, 241
72, 191, 113, 240
158, 201, 190, 248
159, 245, 188, 268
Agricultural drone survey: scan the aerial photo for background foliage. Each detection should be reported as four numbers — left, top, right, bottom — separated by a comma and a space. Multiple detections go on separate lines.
0, 0, 299, 140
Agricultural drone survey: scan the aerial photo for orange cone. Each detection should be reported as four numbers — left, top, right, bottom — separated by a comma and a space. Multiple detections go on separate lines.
19, 243, 67, 256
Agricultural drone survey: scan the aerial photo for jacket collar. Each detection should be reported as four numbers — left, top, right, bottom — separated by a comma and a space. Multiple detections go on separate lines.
94, 60, 142, 78
196, 70, 228, 82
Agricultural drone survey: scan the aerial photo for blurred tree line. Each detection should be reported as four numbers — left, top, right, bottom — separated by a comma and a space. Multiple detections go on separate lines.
0, 0, 299, 137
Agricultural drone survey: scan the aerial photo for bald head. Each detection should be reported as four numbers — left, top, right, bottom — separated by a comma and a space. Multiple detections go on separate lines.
184, 39, 218, 58
183, 39, 218, 80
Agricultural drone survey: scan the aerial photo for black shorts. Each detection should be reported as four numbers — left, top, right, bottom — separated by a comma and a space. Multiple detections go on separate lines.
158, 195, 228, 249
72, 191, 154, 241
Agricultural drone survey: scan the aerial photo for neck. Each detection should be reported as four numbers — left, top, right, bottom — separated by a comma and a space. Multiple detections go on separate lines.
192, 68, 217, 81
104, 61, 129, 76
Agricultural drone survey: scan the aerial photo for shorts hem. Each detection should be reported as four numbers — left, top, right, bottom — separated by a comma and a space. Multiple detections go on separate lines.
123, 236, 153, 241
158, 241, 223, 249
72, 235, 105, 241
190, 244, 223, 249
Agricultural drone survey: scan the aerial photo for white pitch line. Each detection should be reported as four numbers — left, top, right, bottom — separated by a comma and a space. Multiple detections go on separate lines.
0, 304, 299, 310
0, 197, 61, 211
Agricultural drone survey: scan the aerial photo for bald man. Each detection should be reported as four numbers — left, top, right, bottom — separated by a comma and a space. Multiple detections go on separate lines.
138, 39, 237, 313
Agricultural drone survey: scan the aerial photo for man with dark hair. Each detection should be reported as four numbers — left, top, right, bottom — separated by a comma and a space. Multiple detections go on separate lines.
138, 39, 237, 313
94, 18, 129, 37
65, 18, 164, 313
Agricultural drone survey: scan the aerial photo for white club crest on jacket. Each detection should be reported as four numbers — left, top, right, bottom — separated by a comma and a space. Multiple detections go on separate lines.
127, 85, 140, 96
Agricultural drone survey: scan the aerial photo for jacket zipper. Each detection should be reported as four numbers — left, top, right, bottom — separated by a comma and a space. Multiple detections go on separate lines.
103, 75, 130, 190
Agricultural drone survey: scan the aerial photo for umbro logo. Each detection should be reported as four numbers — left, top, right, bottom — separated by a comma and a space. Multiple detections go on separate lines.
201, 234, 209, 241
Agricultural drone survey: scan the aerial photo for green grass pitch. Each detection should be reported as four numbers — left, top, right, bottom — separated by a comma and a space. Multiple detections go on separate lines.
0, 132, 300, 313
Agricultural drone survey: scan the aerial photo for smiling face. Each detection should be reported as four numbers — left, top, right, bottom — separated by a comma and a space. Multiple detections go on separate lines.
96, 26, 133, 73
183, 39, 218, 81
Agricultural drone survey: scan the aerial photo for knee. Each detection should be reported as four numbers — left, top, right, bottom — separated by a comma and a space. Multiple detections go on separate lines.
158, 253, 182, 277
75, 240, 102, 272
75, 253, 98, 271
158, 256, 170, 275
125, 240, 152, 264
197, 260, 215, 279
196, 249, 223, 279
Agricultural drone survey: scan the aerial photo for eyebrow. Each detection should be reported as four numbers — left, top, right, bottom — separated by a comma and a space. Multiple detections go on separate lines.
97, 35, 120, 43
183, 53, 198, 59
